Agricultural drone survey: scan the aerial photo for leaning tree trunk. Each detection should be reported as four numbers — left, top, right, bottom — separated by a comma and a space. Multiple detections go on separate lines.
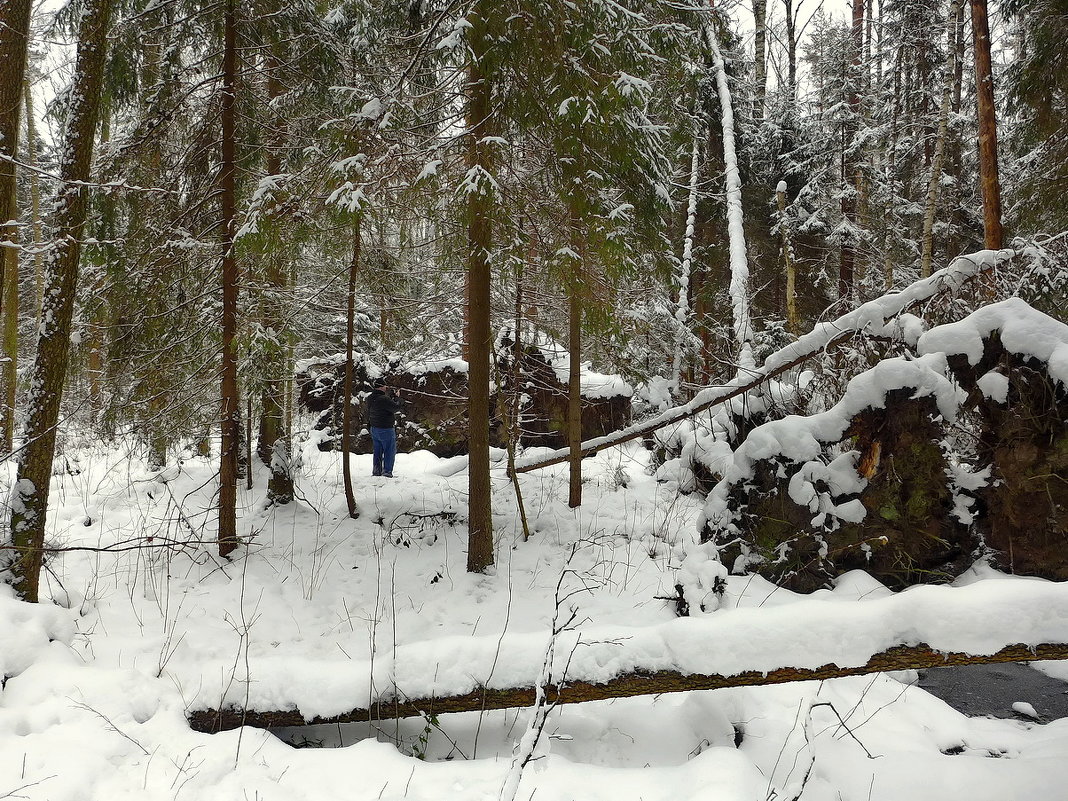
970, 0, 1003, 251
10, 0, 115, 602
217, 0, 240, 558
465, 3, 494, 573
920, 0, 962, 278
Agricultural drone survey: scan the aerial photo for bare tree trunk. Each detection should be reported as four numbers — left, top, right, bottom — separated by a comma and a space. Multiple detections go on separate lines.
259, 48, 294, 506
10, 0, 115, 601
970, 0, 1003, 250
782, 0, 797, 104
1, 146, 16, 455
752, 0, 767, 121
0, 0, 33, 329
466, 4, 494, 573
921, 0, 962, 278
777, 182, 798, 336
23, 79, 44, 323
341, 215, 360, 519
567, 282, 582, 509
217, 0, 240, 558
839, 0, 865, 303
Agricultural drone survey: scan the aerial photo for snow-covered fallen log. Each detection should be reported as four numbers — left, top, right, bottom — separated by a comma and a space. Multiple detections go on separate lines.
185, 576, 1068, 732
512, 248, 1017, 474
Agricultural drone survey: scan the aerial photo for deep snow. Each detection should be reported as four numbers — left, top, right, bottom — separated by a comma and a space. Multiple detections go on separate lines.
2, 438, 1068, 800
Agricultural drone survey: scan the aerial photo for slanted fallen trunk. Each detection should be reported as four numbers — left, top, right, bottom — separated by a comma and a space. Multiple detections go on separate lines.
188, 641, 1068, 732
513, 249, 1016, 474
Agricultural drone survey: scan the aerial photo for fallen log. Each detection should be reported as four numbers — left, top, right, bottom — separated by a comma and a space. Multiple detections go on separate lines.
188, 640, 1068, 733
512, 248, 1017, 474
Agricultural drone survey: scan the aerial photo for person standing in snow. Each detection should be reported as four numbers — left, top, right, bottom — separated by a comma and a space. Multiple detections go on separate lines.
367, 377, 402, 478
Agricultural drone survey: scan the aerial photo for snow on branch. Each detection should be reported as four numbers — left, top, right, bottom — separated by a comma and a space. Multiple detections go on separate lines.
513, 248, 1017, 474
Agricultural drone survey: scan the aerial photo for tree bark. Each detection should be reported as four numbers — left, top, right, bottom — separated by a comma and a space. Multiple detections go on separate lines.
188, 641, 1068, 733
567, 282, 582, 509
752, 0, 767, 121
341, 214, 360, 519
465, 4, 494, 573
0, 0, 34, 329
920, 0, 962, 278
1, 106, 16, 454
217, 0, 240, 558
23, 79, 44, 323
970, 0, 1003, 250
839, 0, 866, 304
10, 0, 115, 601
258, 46, 294, 506
777, 183, 798, 336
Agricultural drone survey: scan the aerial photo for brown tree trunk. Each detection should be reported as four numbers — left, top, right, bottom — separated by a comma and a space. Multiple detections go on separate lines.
465, 4, 494, 573
752, 0, 767, 121
970, 0, 1003, 250
1, 153, 16, 455
921, 0, 962, 278
189, 641, 1068, 733
567, 283, 582, 509
23, 79, 44, 323
10, 0, 115, 601
217, 0, 240, 558
0, 0, 34, 328
839, 0, 866, 303
258, 48, 294, 506
341, 214, 360, 519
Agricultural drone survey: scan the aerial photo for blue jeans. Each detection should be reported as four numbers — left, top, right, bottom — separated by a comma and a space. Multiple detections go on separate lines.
370, 427, 397, 476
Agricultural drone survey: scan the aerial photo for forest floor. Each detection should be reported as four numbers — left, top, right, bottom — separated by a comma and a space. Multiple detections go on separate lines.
2, 437, 1068, 800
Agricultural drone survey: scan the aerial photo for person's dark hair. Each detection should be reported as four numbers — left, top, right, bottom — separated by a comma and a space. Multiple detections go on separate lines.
372, 377, 387, 389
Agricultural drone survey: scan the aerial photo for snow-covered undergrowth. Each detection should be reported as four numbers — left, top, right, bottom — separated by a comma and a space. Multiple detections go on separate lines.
2, 439, 1068, 800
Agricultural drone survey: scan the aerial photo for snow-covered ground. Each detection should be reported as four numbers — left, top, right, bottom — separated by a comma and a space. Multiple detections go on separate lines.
3, 439, 1068, 800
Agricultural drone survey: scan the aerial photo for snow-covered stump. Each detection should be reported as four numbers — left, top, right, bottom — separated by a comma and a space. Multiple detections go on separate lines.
700, 381, 970, 593
923, 301, 1068, 579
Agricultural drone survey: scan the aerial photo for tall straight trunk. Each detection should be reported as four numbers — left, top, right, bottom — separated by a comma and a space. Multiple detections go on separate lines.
884, 40, 904, 290
707, 26, 753, 370
341, 215, 360, 519
0, 0, 34, 326
10, 0, 115, 602
970, 0, 1003, 250
782, 0, 797, 103
672, 134, 700, 392
752, 0, 767, 121
920, 0, 962, 277
839, 0, 865, 303
567, 274, 582, 509
259, 48, 294, 506
777, 182, 798, 336
217, 0, 240, 558
23, 79, 44, 323
1, 146, 15, 454
465, 5, 494, 573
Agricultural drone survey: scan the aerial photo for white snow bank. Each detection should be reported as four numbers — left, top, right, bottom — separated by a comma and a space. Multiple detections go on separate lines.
180, 578, 1068, 721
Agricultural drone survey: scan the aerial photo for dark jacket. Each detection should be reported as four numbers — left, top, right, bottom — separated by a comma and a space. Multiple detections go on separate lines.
367, 388, 401, 428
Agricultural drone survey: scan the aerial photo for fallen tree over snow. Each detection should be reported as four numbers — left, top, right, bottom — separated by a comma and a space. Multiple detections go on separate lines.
184, 577, 1068, 733
512, 249, 1017, 474
188, 642, 1068, 733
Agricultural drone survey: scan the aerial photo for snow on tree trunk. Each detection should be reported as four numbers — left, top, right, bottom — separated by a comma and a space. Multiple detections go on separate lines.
672, 134, 701, 393
706, 27, 754, 371
10, 0, 115, 601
